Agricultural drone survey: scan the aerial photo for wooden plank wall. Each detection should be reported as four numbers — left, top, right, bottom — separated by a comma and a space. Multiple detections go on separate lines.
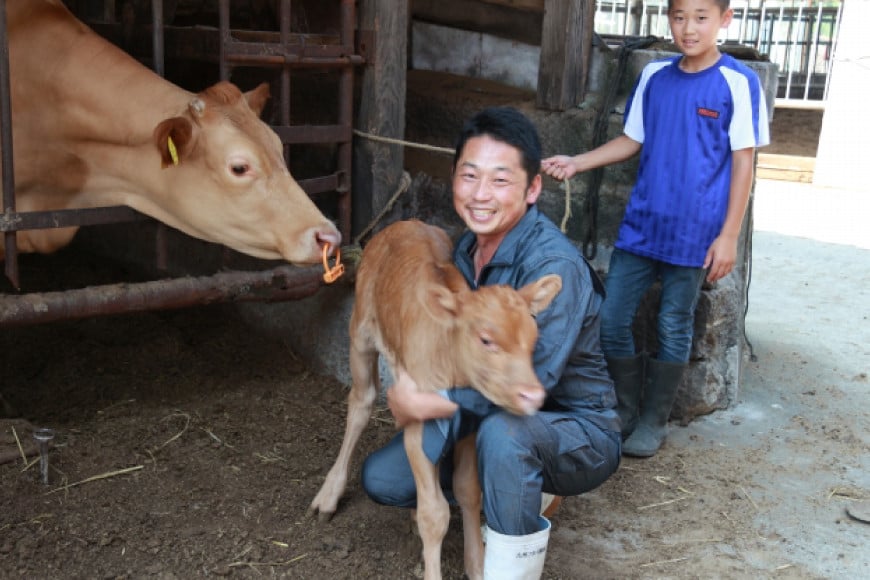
411, 0, 594, 111
353, 0, 409, 237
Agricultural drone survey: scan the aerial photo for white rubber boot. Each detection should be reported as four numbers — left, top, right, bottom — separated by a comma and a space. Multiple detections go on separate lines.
483, 516, 551, 580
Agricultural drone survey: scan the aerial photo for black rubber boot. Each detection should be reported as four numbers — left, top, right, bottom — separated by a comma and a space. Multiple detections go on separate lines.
606, 354, 645, 439
622, 358, 686, 458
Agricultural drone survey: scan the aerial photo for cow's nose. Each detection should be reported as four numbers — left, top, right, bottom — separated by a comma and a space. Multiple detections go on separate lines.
316, 229, 342, 254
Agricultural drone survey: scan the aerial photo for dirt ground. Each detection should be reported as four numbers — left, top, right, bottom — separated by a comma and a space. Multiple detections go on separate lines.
2, 108, 868, 580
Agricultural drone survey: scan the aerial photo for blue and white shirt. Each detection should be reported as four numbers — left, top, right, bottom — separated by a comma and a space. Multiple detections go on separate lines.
620, 53, 770, 267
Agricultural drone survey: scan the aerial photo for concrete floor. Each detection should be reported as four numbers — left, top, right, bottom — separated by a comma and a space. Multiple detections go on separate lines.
664, 177, 870, 578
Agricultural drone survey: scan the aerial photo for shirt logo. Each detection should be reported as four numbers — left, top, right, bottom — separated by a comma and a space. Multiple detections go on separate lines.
698, 107, 720, 119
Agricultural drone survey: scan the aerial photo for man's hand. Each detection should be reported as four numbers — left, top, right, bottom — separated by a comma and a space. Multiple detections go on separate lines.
387, 370, 458, 428
703, 234, 739, 282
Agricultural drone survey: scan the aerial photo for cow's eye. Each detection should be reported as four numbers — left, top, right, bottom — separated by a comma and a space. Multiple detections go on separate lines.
230, 163, 250, 176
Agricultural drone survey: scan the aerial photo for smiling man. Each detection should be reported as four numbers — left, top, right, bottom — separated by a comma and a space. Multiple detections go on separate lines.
361, 107, 621, 579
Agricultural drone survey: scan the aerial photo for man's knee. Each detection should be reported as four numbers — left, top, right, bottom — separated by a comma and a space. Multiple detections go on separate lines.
361, 450, 415, 507
477, 413, 531, 464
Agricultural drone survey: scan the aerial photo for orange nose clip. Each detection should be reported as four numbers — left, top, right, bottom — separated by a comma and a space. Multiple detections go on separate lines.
322, 243, 345, 284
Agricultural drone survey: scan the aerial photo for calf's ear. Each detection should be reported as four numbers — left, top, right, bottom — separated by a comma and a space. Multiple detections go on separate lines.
423, 284, 460, 321
244, 83, 271, 116
153, 117, 194, 168
518, 274, 562, 316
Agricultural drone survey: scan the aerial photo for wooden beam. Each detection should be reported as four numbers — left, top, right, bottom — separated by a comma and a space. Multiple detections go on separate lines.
536, 0, 594, 111
353, 0, 409, 239
478, 0, 545, 13
412, 0, 544, 46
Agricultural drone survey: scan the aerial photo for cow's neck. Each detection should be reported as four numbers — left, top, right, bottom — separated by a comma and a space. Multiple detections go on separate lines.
14, 5, 194, 214
52, 47, 190, 144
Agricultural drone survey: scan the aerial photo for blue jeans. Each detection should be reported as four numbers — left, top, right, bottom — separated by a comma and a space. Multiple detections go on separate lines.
600, 249, 706, 363
361, 409, 621, 536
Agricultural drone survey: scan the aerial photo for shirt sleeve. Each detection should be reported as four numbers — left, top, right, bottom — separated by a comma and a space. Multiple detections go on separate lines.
723, 66, 771, 149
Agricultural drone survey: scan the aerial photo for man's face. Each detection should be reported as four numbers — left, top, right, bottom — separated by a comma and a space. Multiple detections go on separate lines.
452, 135, 541, 244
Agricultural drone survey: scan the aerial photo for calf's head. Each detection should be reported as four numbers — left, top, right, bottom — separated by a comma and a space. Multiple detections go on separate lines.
153, 81, 341, 264
428, 273, 562, 415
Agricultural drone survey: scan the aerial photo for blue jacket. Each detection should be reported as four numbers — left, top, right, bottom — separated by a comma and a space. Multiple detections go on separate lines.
449, 205, 620, 433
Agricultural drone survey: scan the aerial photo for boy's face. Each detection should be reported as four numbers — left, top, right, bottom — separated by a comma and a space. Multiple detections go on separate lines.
452, 135, 541, 245
668, 0, 733, 67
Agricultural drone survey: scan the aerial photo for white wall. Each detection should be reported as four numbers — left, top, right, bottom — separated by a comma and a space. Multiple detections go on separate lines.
814, 1, 870, 189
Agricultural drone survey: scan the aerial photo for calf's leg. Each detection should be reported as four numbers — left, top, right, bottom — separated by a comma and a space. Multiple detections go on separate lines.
404, 422, 450, 580
308, 335, 379, 520
454, 434, 484, 580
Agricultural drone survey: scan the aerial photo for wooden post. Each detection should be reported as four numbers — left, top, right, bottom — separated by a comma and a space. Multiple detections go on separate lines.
353, 0, 409, 239
536, 0, 594, 111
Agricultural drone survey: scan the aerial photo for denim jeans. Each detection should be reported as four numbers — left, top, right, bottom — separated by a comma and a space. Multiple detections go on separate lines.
361, 408, 621, 536
600, 248, 706, 363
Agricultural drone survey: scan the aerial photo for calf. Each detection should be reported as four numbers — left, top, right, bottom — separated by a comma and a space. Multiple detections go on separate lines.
308, 220, 561, 580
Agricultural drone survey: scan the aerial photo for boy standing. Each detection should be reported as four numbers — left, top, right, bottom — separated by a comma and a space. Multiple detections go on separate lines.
542, 0, 769, 457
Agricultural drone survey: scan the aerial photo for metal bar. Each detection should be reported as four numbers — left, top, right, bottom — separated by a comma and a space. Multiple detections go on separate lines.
222, 53, 363, 67
0, 206, 148, 233
781, 3, 792, 100
0, 265, 336, 327
152, 0, 168, 271
1, 0, 20, 288
789, 1, 804, 100
337, 0, 355, 242
757, 0, 766, 52
218, 0, 230, 81
280, 0, 292, 166
223, 40, 355, 59
103, 0, 115, 24
803, 1, 822, 101
152, 0, 164, 76
298, 173, 341, 196
823, 2, 844, 102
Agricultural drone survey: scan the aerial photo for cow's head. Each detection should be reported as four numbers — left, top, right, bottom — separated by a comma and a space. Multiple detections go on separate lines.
152, 81, 340, 264
427, 273, 563, 415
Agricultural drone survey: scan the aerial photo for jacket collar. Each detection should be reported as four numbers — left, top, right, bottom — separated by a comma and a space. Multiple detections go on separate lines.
456, 205, 540, 276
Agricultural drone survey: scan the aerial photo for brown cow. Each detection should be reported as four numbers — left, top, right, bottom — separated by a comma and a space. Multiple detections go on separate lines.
308, 220, 561, 580
1, 0, 340, 264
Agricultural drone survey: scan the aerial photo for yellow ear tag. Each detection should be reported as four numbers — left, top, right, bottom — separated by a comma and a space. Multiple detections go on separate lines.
167, 136, 179, 166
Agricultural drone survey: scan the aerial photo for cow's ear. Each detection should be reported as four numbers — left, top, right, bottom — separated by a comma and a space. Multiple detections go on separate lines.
244, 83, 271, 116
518, 274, 563, 316
153, 116, 193, 168
424, 284, 460, 320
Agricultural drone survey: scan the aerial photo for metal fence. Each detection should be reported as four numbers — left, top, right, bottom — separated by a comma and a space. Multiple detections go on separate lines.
594, 0, 844, 107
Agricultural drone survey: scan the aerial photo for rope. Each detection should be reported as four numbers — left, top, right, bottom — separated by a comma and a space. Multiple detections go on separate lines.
352, 129, 454, 155
560, 178, 572, 233
351, 170, 413, 247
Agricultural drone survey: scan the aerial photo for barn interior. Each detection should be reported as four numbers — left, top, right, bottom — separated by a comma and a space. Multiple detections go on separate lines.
2, 0, 784, 420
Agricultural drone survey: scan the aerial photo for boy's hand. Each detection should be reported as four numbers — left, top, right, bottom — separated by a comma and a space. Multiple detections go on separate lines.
541, 155, 579, 181
704, 234, 738, 282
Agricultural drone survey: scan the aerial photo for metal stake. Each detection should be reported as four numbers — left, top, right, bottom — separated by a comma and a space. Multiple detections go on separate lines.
33, 428, 55, 485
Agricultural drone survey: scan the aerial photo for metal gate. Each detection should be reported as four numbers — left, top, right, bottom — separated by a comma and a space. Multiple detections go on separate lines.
593, 0, 844, 107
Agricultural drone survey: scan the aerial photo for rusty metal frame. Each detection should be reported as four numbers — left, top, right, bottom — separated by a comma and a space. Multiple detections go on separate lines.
0, 0, 363, 326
